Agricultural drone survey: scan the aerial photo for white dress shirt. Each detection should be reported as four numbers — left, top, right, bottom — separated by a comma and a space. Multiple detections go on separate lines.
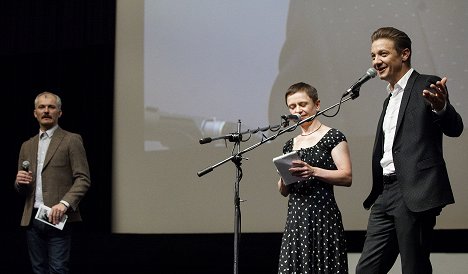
34, 125, 58, 209
380, 68, 414, 175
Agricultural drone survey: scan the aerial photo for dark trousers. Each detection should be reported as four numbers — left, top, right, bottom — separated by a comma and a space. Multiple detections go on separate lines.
356, 179, 440, 274
26, 211, 72, 274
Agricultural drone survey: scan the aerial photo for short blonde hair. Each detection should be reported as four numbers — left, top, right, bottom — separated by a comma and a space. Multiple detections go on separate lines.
34, 92, 62, 110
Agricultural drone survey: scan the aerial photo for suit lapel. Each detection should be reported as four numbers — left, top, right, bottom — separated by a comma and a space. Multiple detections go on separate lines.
29, 135, 40, 188
43, 127, 65, 170
375, 94, 391, 155
394, 71, 419, 138
378, 95, 391, 130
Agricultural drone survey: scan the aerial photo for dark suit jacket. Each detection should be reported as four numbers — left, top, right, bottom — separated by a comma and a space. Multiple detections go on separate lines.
16, 127, 91, 226
363, 71, 463, 212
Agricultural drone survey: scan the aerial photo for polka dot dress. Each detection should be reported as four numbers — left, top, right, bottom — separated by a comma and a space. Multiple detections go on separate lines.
278, 128, 348, 274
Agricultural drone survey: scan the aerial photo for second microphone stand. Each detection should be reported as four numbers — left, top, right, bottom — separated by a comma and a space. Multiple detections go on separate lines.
197, 89, 360, 274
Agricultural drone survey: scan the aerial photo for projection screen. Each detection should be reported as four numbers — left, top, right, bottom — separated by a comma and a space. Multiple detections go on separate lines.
114, 0, 468, 233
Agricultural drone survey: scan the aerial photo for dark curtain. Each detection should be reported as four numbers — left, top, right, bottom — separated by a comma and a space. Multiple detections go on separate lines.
0, 1, 115, 272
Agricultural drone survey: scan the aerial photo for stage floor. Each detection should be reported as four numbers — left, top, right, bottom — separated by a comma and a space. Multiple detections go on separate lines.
348, 253, 468, 273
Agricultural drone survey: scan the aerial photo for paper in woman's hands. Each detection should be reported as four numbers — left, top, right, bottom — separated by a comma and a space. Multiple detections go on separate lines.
273, 151, 308, 185
35, 204, 68, 230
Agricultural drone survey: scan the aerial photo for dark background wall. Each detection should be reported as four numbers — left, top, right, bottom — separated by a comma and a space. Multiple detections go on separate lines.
1, 1, 114, 273
1, 2, 466, 274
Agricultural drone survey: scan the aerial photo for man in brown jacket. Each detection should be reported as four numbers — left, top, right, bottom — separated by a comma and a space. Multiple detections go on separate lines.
15, 91, 91, 274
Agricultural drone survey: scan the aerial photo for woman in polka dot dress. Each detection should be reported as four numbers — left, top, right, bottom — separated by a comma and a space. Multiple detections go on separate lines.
277, 82, 352, 274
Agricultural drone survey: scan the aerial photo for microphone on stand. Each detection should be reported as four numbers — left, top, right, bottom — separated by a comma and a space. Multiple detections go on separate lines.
281, 114, 301, 127
199, 137, 213, 144
342, 68, 377, 98
281, 114, 301, 121
199, 133, 241, 144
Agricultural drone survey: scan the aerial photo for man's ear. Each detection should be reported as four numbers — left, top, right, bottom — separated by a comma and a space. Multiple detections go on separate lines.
401, 48, 410, 62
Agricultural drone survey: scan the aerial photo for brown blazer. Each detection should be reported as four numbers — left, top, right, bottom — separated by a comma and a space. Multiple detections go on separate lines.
16, 127, 91, 226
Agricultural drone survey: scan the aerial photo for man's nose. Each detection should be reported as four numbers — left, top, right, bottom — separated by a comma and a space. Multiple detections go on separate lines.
373, 56, 382, 65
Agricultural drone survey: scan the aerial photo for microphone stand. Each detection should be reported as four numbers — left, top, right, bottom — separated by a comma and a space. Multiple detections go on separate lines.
197, 89, 360, 274
232, 120, 242, 274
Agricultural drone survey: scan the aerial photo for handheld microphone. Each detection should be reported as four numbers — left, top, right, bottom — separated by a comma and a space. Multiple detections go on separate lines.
22, 160, 30, 172
342, 68, 377, 97
281, 114, 301, 121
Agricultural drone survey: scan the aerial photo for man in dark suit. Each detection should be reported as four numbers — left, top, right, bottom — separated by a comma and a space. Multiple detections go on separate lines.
15, 91, 91, 274
356, 27, 463, 274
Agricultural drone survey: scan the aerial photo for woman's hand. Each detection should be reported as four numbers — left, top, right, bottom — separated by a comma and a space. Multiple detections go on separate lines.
289, 160, 315, 179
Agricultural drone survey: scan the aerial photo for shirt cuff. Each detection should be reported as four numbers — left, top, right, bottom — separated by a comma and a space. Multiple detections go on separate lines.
60, 200, 70, 208
432, 101, 447, 115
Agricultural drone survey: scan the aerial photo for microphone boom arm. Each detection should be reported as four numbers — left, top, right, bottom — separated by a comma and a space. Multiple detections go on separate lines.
197, 94, 357, 177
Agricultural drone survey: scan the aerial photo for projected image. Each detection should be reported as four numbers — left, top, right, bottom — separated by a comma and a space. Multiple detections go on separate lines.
115, 0, 468, 233
143, 0, 289, 151
144, 0, 468, 151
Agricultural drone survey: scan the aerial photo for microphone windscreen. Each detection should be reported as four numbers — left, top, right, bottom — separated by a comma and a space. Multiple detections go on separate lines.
22, 160, 30, 171
367, 68, 377, 78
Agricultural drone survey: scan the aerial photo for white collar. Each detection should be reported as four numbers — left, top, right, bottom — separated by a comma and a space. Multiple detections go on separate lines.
39, 125, 59, 138
386, 68, 414, 97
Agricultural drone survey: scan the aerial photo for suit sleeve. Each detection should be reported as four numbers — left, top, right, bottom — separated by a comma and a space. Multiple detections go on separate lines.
61, 134, 91, 210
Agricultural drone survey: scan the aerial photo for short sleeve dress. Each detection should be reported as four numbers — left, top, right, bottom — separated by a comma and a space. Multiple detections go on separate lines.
278, 128, 348, 274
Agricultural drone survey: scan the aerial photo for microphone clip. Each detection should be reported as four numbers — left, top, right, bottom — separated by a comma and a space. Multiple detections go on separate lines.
350, 87, 360, 99
342, 85, 361, 99
281, 115, 290, 127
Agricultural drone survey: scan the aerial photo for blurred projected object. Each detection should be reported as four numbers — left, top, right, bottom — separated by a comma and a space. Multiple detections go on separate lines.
144, 106, 238, 151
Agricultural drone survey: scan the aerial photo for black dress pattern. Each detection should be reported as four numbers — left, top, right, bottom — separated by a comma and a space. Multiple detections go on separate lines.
278, 128, 348, 274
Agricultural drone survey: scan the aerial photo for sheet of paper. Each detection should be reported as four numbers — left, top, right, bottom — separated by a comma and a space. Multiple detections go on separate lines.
35, 204, 68, 230
273, 151, 307, 185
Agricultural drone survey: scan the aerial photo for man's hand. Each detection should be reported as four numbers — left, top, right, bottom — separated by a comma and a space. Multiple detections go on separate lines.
16, 170, 32, 185
422, 77, 448, 111
49, 203, 68, 225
